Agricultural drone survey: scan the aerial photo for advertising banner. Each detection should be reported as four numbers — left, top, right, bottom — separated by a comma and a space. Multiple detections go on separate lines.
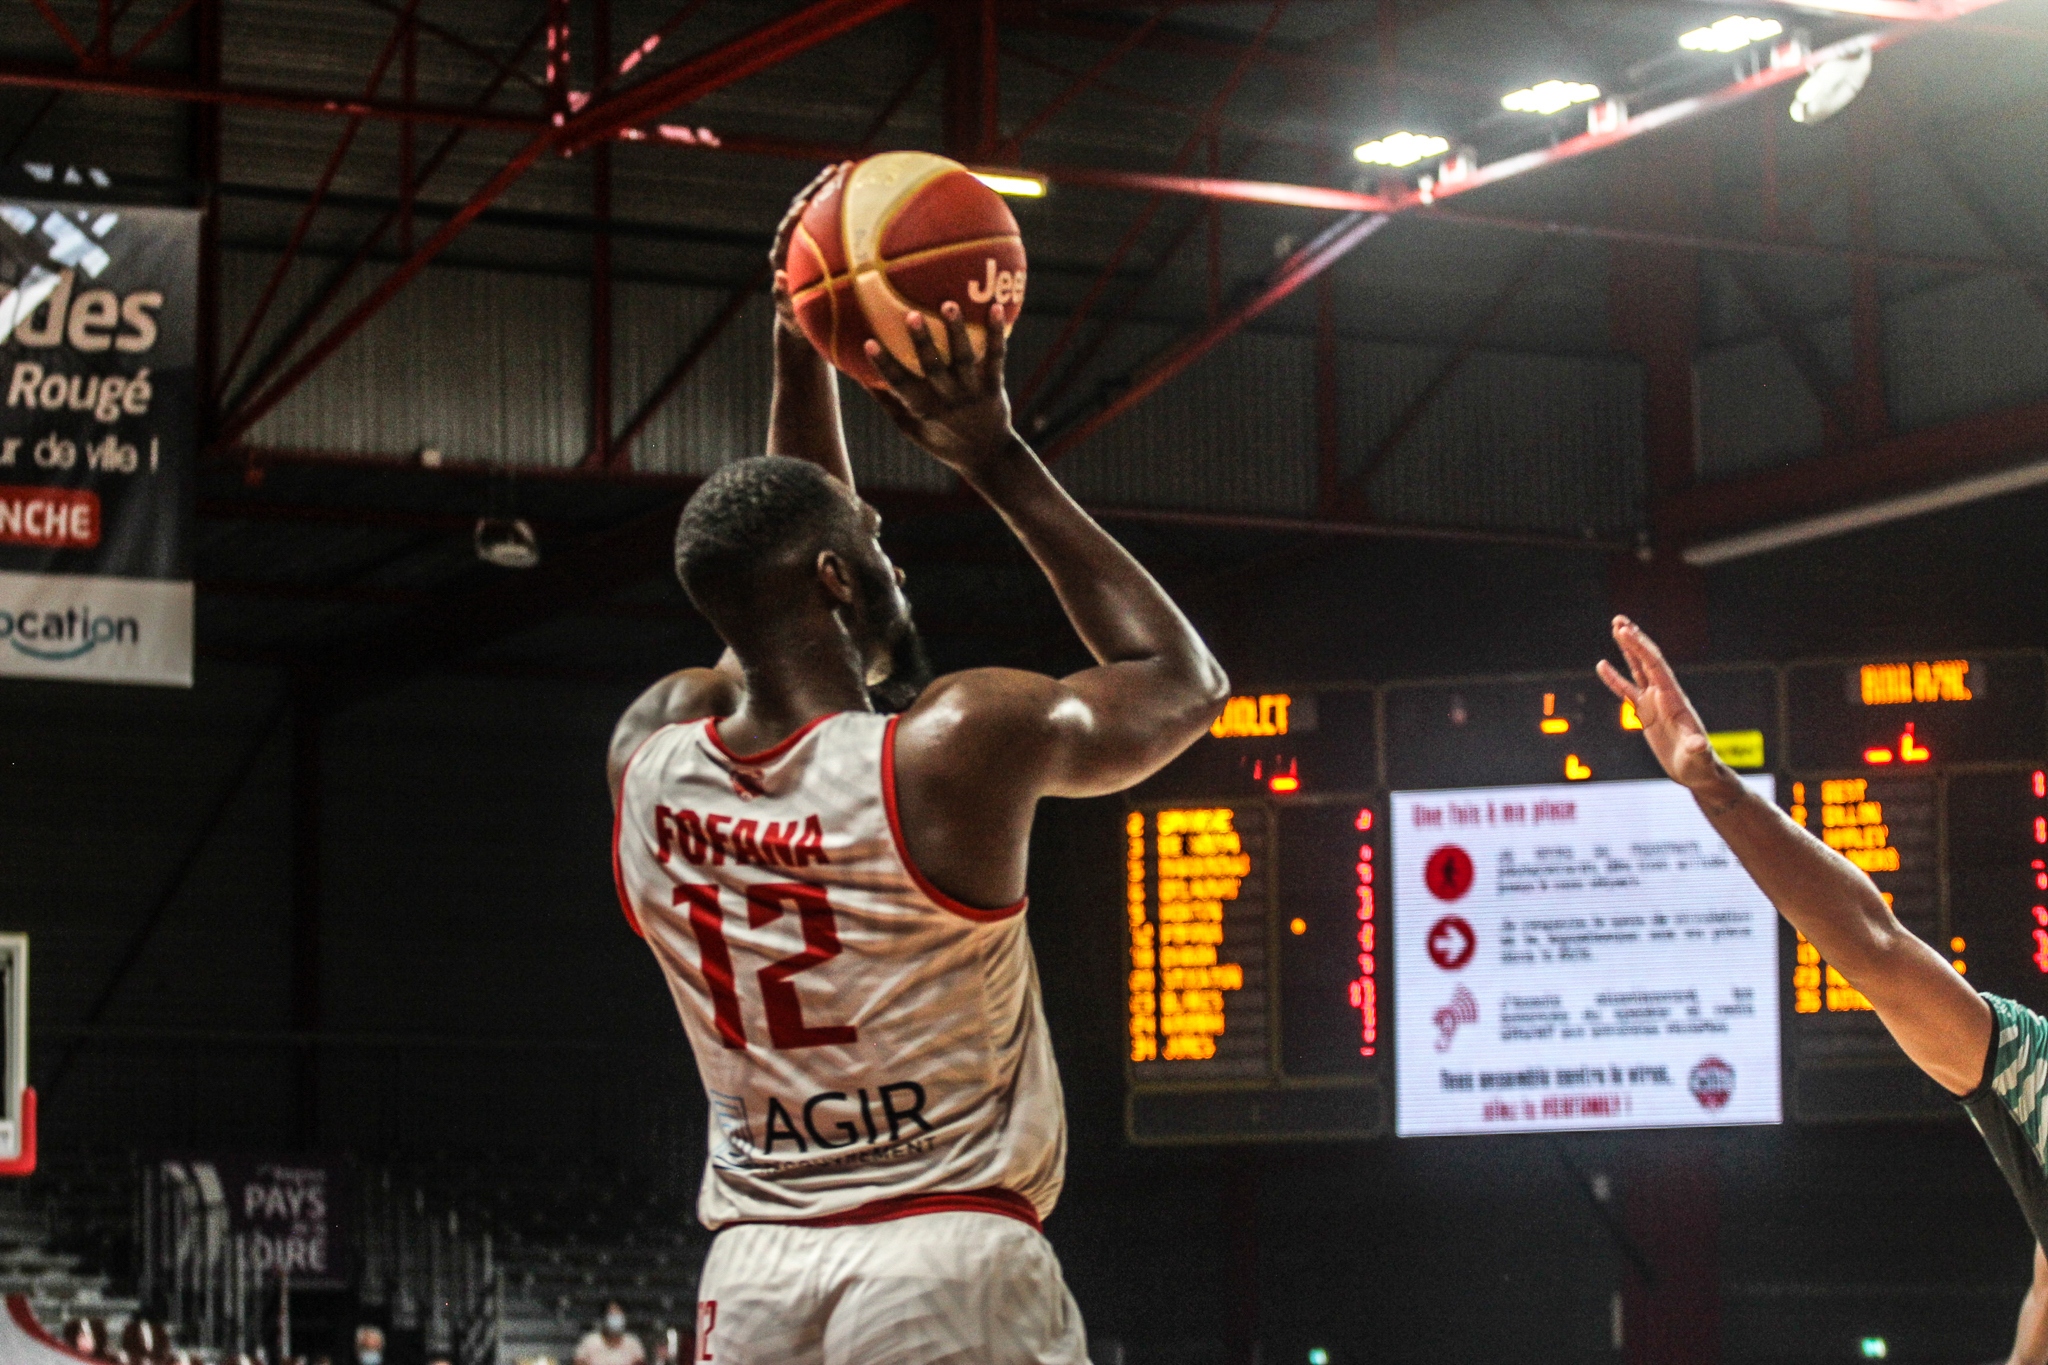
1391, 776, 1783, 1136
158, 1156, 351, 1288
0, 199, 197, 686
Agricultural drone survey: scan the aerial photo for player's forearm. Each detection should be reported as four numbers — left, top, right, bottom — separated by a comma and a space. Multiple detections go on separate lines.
965, 435, 1226, 693
1687, 768, 1906, 982
766, 321, 853, 487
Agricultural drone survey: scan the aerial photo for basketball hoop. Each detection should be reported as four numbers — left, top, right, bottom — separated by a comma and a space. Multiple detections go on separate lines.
0, 937, 34, 1176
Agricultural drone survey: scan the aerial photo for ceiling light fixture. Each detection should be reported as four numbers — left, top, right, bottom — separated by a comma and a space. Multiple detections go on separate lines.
1353, 131, 1450, 168
1790, 42, 1874, 124
474, 516, 540, 569
1502, 80, 1602, 115
972, 170, 1048, 198
1679, 16, 1783, 52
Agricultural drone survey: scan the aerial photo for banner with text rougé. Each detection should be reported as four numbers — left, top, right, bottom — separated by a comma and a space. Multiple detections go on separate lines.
0, 199, 196, 686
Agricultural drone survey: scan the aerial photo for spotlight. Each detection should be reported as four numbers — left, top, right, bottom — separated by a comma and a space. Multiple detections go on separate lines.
1679, 16, 1782, 52
1790, 43, 1873, 124
1502, 80, 1601, 115
474, 517, 540, 569
971, 170, 1047, 198
1353, 132, 1449, 167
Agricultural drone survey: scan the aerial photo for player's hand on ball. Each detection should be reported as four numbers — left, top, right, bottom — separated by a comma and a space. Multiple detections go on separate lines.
770, 163, 848, 334
864, 302, 1019, 475
1597, 616, 1726, 792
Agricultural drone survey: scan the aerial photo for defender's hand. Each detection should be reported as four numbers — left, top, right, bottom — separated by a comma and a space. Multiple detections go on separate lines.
1597, 616, 1728, 793
864, 302, 1019, 477
770, 163, 848, 334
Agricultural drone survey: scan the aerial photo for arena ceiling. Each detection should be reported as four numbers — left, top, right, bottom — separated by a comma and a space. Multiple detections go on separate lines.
0, 0, 2044, 689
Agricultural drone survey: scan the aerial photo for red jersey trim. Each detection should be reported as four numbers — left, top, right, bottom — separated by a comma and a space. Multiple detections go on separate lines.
881, 715, 1028, 923
741, 1187, 1041, 1233
704, 712, 840, 766
610, 727, 669, 939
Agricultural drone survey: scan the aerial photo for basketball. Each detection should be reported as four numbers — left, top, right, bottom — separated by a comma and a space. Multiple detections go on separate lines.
783, 152, 1027, 389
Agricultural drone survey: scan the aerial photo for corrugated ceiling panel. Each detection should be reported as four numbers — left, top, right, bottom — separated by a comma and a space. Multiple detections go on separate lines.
612, 282, 770, 477
1696, 338, 1827, 480
1354, 342, 1645, 535
1052, 326, 1317, 516
232, 254, 589, 464
1886, 274, 2048, 433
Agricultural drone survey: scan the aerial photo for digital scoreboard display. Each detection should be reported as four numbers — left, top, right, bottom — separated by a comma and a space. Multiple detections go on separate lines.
1125, 652, 2048, 1143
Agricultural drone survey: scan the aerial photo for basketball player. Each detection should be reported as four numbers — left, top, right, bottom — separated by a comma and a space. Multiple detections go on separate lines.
607, 196, 1228, 1360
1599, 617, 2048, 1353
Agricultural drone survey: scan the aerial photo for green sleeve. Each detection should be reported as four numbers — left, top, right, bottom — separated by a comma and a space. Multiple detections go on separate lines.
1983, 994, 2048, 1172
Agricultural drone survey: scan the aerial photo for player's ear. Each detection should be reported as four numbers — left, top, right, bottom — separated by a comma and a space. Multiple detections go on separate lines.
815, 549, 857, 606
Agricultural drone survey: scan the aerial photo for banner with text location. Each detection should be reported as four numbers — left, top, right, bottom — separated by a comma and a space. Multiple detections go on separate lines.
0, 199, 196, 686
1391, 776, 1782, 1137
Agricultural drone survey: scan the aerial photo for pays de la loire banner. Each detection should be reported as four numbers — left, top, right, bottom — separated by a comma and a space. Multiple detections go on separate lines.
0, 199, 196, 686
158, 1156, 352, 1287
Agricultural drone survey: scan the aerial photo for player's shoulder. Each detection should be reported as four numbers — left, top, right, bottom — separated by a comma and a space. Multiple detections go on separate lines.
609, 668, 741, 797
891, 668, 1068, 779
899, 667, 1069, 739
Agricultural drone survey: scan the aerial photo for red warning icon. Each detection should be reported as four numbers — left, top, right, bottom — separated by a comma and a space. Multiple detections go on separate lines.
1424, 845, 1474, 902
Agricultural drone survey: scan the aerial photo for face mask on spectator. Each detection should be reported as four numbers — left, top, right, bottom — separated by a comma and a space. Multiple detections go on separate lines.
605, 1313, 626, 1335
360, 1350, 381, 1364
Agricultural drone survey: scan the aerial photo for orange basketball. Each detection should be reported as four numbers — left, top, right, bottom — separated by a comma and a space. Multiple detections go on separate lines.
783, 152, 1027, 389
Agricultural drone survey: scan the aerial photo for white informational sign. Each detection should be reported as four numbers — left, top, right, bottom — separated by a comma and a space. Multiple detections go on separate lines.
1391, 777, 1781, 1137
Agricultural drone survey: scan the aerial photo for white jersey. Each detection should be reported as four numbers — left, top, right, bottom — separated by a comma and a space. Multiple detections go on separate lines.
612, 710, 1067, 1231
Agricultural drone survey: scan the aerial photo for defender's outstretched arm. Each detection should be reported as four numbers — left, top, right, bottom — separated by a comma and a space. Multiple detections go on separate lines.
1598, 615, 1990, 1094
866, 303, 1228, 799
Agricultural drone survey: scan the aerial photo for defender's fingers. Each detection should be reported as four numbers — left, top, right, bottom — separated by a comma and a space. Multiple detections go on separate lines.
1596, 659, 1642, 705
1619, 618, 1679, 689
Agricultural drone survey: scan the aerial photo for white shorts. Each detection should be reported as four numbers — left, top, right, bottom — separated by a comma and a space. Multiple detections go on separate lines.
691, 1211, 1090, 1365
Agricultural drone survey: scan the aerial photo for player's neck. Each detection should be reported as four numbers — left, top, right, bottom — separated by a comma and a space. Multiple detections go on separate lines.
726, 624, 872, 750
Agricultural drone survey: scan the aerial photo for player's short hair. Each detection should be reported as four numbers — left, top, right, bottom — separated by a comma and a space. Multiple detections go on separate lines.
674, 456, 859, 626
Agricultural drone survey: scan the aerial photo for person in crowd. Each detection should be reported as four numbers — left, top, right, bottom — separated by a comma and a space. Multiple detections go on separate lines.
572, 1303, 644, 1365
352, 1327, 383, 1365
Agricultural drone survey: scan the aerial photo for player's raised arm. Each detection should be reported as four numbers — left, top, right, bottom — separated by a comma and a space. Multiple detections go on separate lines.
865, 302, 1229, 799
610, 171, 853, 800
767, 164, 854, 488
1597, 615, 1991, 1093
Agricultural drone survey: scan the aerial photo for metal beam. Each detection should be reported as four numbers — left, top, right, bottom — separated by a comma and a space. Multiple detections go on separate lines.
556, 0, 921, 153
998, 1, 1185, 158
1341, 241, 1555, 506
223, 11, 553, 416
0, 59, 548, 130
1036, 17, 2011, 459
1042, 209, 1392, 461
1017, 0, 1292, 408
1001, 5, 1491, 98
220, 131, 557, 446
216, 0, 427, 402
1654, 397, 2048, 545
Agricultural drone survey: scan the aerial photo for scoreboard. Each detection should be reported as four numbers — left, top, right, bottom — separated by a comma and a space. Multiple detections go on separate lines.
1124, 650, 2048, 1144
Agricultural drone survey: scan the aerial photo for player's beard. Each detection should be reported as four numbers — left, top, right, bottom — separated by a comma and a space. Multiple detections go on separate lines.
866, 614, 931, 715
854, 558, 931, 715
